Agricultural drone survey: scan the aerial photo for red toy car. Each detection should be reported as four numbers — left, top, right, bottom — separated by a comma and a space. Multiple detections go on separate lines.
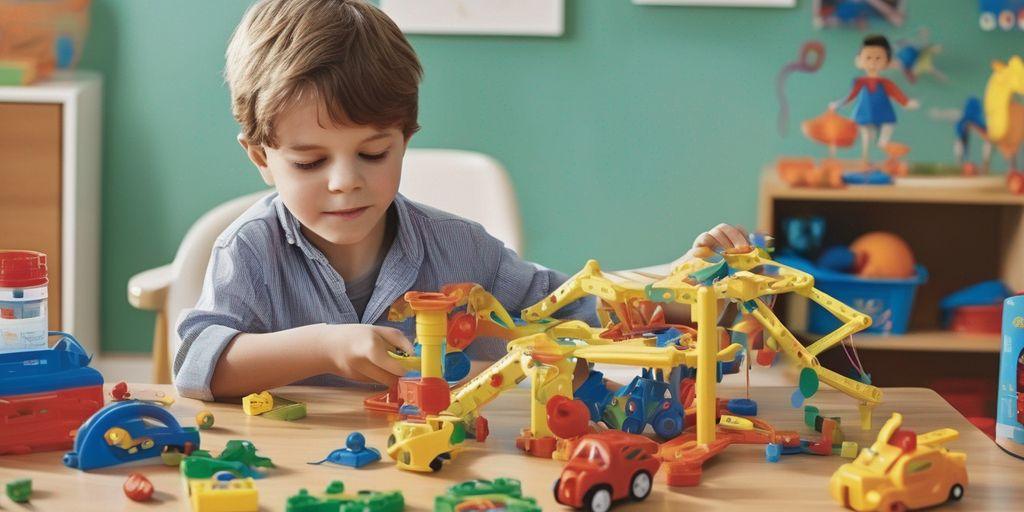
554, 430, 661, 512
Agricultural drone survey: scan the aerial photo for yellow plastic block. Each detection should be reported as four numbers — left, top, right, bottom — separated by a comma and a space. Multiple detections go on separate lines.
189, 478, 258, 512
242, 392, 273, 416
840, 441, 859, 459
719, 415, 754, 431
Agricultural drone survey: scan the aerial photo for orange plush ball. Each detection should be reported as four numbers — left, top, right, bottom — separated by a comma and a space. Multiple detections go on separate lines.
850, 232, 916, 279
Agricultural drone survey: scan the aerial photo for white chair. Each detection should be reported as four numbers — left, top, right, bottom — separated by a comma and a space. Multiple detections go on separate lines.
128, 148, 523, 383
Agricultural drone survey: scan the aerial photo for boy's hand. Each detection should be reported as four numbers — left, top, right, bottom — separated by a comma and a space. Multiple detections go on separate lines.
692, 223, 749, 252
674, 223, 750, 267
323, 324, 415, 386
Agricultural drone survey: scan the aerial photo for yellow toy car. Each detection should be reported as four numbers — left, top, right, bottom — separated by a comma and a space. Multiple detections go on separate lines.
830, 413, 968, 511
386, 415, 465, 472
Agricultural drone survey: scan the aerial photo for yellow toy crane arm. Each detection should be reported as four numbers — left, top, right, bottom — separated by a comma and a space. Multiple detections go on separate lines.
872, 413, 903, 452
520, 260, 648, 322
917, 428, 959, 448
467, 285, 516, 329
572, 343, 741, 370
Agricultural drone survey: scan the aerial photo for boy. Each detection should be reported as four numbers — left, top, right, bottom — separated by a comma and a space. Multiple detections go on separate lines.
174, 0, 748, 401
830, 34, 919, 163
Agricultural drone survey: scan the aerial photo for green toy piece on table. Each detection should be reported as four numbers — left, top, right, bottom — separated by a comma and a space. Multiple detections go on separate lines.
434, 478, 540, 512
286, 480, 404, 512
180, 440, 274, 480
6, 478, 32, 503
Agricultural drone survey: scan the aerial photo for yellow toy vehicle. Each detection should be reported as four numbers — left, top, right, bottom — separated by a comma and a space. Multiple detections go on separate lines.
830, 413, 967, 511
386, 415, 465, 472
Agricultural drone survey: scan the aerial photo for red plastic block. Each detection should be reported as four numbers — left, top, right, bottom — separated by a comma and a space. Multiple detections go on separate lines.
0, 385, 103, 455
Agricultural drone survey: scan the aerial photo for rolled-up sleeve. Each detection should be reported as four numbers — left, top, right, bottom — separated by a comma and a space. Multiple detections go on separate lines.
173, 235, 270, 400
465, 228, 598, 361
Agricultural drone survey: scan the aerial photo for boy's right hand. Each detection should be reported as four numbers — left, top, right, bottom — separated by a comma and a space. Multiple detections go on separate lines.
321, 324, 415, 386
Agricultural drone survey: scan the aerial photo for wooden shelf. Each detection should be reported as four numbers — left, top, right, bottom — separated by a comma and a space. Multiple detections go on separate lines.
816, 330, 1001, 353
761, 168, 1024, 206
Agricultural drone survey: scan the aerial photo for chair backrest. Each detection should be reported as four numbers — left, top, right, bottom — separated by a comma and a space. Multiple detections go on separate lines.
164, 148, 522, 362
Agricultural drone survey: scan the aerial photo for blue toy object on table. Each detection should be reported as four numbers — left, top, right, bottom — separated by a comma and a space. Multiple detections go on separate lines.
573, 370, 613, 423
62, 401, 200, 470
842, 169, 893, 185
308, 432, 381, 468
940, 280, 1011, 311
616, 367, 685, 439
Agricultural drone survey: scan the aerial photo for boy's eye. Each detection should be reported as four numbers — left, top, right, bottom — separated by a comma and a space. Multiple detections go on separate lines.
293, 158, 326, 170
360, 151, 388, 162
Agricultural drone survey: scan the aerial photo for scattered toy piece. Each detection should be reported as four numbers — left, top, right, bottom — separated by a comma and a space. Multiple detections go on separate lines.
6, 478, 32, 503
308, 432, 381, 468
286, 480, 404, 512
123, 473, 154, 502
197, 410, 215, 430
243, 391, 307, 421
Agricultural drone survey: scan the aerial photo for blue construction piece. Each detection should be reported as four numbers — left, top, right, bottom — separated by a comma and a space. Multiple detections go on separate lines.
308, 432, 381, 468
780, 216, 825, 258
443, 351, 471, 382
726, 398, 758, 417
617, 367, 685, 439
62, 401, 200, 471
0, 331, 102, 396
654, 328, 683, 348
842, 170, 893, 185
765, 443, 782, 463
573, 370, 613, 423
940, 280, 1011, 311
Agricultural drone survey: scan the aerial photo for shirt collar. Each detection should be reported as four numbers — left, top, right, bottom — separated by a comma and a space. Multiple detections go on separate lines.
273, 193, 423, 265
273, 193, 425, 322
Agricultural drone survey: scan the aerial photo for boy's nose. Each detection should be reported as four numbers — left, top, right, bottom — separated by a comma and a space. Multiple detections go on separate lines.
326, 163, 363, 193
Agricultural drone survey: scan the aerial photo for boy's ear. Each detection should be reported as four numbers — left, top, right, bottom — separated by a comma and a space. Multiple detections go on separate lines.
238, 134, 274, 186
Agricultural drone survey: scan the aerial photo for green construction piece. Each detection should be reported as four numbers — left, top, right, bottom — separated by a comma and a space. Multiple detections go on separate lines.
689, 259, 729, 284
6, 478, 32, 503
262, 395, 308, 421
434, 478, 540, 512
803, 405, 820, 428
798, 367, 820, 398
219, 440, 275, 468
286, 480, 405, 512
180, 440, 272, 479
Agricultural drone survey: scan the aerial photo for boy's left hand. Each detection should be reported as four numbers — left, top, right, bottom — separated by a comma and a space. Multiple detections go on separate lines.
674, 223, 749, 267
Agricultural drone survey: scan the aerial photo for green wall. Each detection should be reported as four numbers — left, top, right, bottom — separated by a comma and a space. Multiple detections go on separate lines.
80, 0, 1022, 352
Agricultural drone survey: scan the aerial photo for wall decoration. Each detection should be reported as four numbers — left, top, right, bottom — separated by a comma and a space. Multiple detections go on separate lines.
380, 0, 564, 37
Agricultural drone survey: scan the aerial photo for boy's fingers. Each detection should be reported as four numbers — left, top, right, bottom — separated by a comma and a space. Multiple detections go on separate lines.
376, 327, 415, 353
718, 224, 749, 247
692, 232, 721, 250
355, 361, 400, 386
369, 342, 409, 377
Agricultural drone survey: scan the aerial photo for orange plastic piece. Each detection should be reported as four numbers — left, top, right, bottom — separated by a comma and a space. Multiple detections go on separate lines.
776, 157, 844, 188
803, 109, 858, 149
447, 313, 477, 350
515, 429, 557, 458
1009, 171, 1024, 194
364, 386, 403, 414
398, 377, 451, 416
474, 416, 489, 442
404, 292, 459, 312
658, 418, 800, 487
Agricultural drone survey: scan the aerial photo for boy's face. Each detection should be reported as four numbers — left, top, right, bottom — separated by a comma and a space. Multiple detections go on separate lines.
855, 46, 889, 76
241, 95, 406, 247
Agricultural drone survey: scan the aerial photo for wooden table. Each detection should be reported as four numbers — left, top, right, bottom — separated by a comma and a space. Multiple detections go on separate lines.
1, 385, 1020, 511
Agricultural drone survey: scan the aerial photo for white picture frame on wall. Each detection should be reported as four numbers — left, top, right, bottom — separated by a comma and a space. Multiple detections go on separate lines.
379, 0, 565, 37
633, 0, 795, 6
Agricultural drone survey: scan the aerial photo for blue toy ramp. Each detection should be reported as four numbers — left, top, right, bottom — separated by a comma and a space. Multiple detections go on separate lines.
63, 401, 200, 470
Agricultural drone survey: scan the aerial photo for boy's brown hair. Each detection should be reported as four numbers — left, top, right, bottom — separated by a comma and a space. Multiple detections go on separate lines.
226, 0, 422, 147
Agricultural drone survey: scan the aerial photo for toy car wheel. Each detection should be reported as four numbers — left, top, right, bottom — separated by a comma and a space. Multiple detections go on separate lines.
582, 485, 613, 512
885, 501, 908, 512
429, 455, 446, 472
949, 484, 965, 501
553, 478, 563, 505
387, 434, 396, 448
629, 471, 653, 501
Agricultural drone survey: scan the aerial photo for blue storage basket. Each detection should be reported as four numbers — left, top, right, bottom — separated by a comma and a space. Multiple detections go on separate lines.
777, 255, 928, 335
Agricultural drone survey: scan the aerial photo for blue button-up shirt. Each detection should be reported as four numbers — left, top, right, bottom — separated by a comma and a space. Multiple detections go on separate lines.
174, 192, 596, 400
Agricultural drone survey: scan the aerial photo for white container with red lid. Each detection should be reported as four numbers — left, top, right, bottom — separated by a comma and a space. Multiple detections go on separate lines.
0, 250, 49, 352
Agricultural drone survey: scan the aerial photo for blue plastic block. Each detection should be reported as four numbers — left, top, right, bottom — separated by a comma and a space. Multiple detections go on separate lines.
308, 432, 381, 468
765, 443, 782, 463
726, 398, 758, 417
